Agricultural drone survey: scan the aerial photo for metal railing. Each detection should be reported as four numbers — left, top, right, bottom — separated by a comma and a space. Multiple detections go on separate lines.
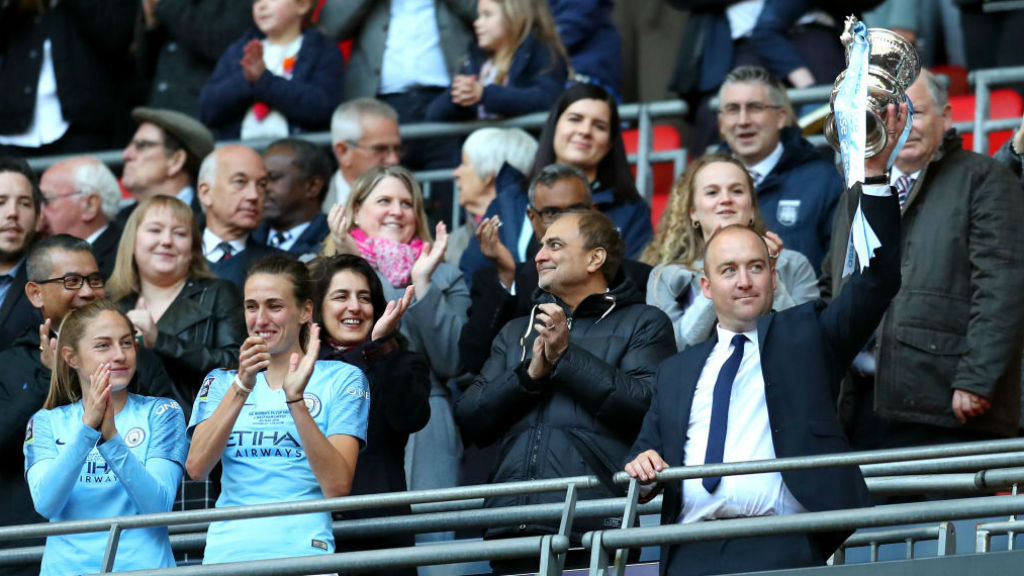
967, 66, 1024, 154
4, 438, 1024, 574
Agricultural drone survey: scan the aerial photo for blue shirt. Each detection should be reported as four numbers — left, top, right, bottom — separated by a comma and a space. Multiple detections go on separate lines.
188, 361, 370, 563
24, 395, 187, 576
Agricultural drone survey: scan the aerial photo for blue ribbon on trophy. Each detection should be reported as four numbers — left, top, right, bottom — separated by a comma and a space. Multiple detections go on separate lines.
836, 20, 914, 277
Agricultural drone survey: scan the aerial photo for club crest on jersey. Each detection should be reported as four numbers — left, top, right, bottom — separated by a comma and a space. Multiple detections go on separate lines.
124, 427, 146, 448
303, 393, 322, 418
777, 199, 801, 227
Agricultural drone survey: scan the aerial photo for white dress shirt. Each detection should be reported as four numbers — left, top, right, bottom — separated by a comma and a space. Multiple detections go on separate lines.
681, 325, 807, 523
379, 0, 450, 93
203, 229, 248, 262
726, 0, 764, 39
322, 171, 352, 213
0, 39, 69, 147
745, 141, 785, 187
267, 220, 312, 252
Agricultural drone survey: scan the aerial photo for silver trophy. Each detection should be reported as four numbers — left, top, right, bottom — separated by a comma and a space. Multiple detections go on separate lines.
823, 17, 921, 157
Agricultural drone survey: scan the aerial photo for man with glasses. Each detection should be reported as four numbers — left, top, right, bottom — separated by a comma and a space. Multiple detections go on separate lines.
0, 235, 175, 575
717, 65, 842, 272
323, 98, 402, 211
38, 157, 123, 278
117, 107, 216, 228
0, 157, 41, 350
459, 163, 652, 375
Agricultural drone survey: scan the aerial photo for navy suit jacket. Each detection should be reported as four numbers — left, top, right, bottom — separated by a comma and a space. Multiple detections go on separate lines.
251, 213, 329, 260
629, 190, 901, 571
0, 263, 37, 351
207, 236, 292, 290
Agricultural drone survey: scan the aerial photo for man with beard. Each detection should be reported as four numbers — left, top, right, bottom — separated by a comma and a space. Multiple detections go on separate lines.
0, 157, 41, 349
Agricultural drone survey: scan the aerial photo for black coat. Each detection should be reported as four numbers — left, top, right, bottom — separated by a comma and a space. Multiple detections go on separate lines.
455, 277, 675, 542
133, 0, 253, 117
207, 236, 291, 290
91, 223, 122, 279
118, 276, 245, 413
0, 0, 135, 139
629, 190, 901, 575
0, 264, 37, 351
321, 335, 430, 576
459, 259, 652, 375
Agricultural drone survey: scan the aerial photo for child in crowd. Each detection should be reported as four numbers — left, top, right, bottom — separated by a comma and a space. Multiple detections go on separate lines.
426, 0, 570, 121
199, 0, 344, 139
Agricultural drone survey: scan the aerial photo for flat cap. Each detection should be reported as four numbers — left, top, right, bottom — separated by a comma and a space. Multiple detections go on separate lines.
131, 107, 215, 162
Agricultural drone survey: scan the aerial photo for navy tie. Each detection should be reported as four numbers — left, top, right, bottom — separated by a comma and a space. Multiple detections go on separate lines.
702, 334, 748, 493
215, 242, 234, 263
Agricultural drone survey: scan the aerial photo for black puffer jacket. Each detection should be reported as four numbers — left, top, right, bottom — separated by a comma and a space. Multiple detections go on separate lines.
455, 278, 675, 542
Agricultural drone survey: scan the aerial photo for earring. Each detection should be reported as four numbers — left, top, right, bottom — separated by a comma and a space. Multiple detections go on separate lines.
692, 221, 700, 229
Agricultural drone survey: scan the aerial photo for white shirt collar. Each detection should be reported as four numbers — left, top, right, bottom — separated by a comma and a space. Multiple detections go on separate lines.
890, 165, 922, 184
714, 324, 760, 351
85, 224, 108, 245
269, 220, 313, 251
745, 142, 785, 186
176, 186, 195, 207
203, 228, 248, 259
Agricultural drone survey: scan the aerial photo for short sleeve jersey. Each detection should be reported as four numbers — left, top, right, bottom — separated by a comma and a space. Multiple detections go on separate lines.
23, 395, 187, 575
188, 360, 370, 563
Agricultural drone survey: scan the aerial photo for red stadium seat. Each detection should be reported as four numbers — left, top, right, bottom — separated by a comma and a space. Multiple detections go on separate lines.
949, 89, 1023, 155
623, 125, 682, 229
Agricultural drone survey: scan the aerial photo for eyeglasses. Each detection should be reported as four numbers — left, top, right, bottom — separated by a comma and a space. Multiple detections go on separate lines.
126, 138, 164, 153
718, 102, 783, 119
41, 191, 86, 205
528, 203, 591, 222
35, 273, 106, 290
347, 141, 403, 159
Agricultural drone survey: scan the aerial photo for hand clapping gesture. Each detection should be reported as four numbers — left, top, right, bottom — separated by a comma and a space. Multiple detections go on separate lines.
38, 319, 57, 371
526, 303, 570, 380
283, 323, 321, 403
327, 204, 361, 256
476, 215, 515, 289
450, 75, 483, 107
371, 285, 414, 341
411, 222, 449, 300
126, 297, 158, 349
82, 363, 117, 440
237, 336, 271, 392
240, 39, 266, 84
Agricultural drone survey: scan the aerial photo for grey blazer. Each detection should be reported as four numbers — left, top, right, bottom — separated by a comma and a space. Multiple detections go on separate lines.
318, 0, 477, 99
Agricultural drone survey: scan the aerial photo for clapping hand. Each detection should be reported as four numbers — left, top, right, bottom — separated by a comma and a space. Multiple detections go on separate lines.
38, 318, 57, 370
237, 336, 271, 391
411, 222, 449, 300
476, 215, 515, 289
83, 363, 116, 439
240, 39, 266, 84
126, 297, 158, 349
372, 285, 414, 341
283, 323, 321, 403
526, 303, 569, 380
327, 204, 361, 256
763, 231, 784, 260
450, 75, 483, 107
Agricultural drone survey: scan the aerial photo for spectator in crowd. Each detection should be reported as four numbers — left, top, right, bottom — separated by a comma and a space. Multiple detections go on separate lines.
24, 300, 187, 575
459, 163, 652, 375
313, 255, 429, 576
323, 99, 403, 212
642, 153, 818, 352
252, 138, 332, 262
994, 111, 1024, 183
197, 145, 288, 289
426, 0, 569, 121
0, 236, 175, 575
0, 157, 41, 349
715, 66, 841, 272
318, 0, 475, 226
0, 0, 136, 157
548, 0, 622, 99
666, 0, 846, 154
326, 166, 468, 499
459, 83, 654, 280
447, 127, 537, 264
108, 196, 245, 414
38, 158, 122, 278
456, 210, 674, 572
624, 107, 905, 574
134, 0, 253, 118
199, 0, 345, 140
186, 256, 369, 564
118, 107, 216, 228
822, 70, 1024, 450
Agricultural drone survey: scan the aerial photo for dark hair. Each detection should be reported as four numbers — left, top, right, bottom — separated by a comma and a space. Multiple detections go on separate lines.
530, 84, 641, 204
527, 162, 590, 206
26, 234, 93, 282
574, 211, 625, 284
0, 156, 43, 213
311, 255, 387, 329
266, 138, 334, 203
245, 255, 315, 349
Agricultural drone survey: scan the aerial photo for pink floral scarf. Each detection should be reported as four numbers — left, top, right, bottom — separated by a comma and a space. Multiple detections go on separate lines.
350, 228, 425, 287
